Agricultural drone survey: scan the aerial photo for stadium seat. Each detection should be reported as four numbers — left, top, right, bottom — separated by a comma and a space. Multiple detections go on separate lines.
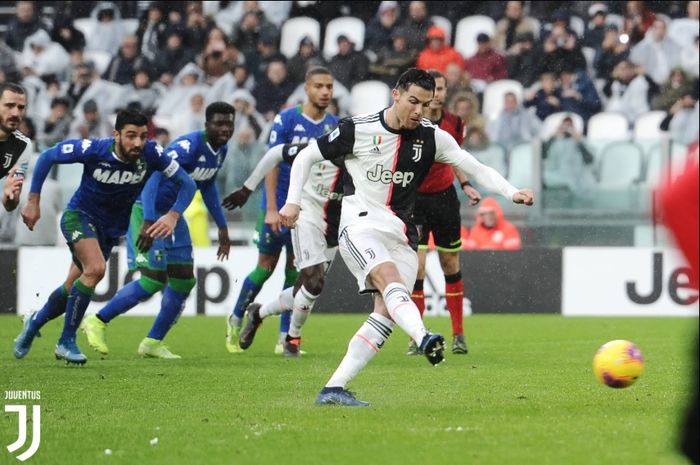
454, 15, 496, 59
540, 112, 584, 140
644, 140, 691, 186
84, 50, 113, 76
349, 80, 391, 115
668, 18, 699, 49
122, 18, 139, 35
633, 111, 666, 140
280, 16, 321, 59
569, 15, 586, 38
598, 141, 644, 189
507, 142, 534, 187
430, 16, 453, 44
482, 79, 524, 121
587, 112, 630, 139
323, 17, 365, 60
73, 18, 95, 39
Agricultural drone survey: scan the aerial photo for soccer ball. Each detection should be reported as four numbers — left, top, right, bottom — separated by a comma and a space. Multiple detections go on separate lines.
593, 340, 644, 388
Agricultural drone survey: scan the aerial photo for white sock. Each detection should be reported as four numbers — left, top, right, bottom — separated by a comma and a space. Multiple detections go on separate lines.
326, 313, 394, 388
288, 285, 318, 338
382, 282, 427, 345
259, 287, 295, 319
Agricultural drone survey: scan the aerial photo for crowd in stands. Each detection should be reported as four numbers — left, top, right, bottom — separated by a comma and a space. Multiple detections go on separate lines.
0, 0, 698, 218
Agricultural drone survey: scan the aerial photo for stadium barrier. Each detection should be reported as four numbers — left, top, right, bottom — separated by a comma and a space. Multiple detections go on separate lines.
3, 246, 698, 317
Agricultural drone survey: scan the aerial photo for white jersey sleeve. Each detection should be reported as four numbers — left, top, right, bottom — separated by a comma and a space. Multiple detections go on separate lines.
434, 126, 519, 200
286, 142, 324, 206
243, 144, 285, 191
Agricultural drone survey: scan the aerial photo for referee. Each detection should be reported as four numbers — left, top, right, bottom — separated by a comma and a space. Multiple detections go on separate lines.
0, 82, 31, 211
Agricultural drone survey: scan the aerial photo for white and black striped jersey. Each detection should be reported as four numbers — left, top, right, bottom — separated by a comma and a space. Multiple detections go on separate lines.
315, 110, 518, 248
0, 130, 31, 179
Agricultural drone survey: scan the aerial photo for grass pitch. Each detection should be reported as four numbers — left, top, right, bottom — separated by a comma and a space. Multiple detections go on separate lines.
1, 314, 697, 465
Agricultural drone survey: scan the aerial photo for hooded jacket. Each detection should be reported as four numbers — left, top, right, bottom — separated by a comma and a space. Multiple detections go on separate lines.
464, 197, 521, 250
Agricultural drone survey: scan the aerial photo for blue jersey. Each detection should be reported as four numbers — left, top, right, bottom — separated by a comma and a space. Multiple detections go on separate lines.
31, 138, 191, 237
141, 130, 228, 228
262, 105, 338, 209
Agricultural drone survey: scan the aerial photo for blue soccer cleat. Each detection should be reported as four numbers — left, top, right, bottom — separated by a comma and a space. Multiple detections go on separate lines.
13, 312, 41, 359
54, 338, 87, 365
315, 387, 369, 407
419, 332, 446, 366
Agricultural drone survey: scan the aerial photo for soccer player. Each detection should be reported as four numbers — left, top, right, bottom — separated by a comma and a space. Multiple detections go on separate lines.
279, 68, 534, 406
81, 102, 235, 359
226, 67, 337, 354
222, 141, 343, 356
0, 82, 32, 211
409, 69, 481, 356
13, 110, 196, 364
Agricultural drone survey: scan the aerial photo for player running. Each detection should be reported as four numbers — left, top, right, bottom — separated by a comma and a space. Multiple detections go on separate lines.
222, 140, 342, 356
81, 102, 235, 359
279, 68, 534, 406
0, 82, 32, 211
226, 67, 337, 354
13, 109, 196, 365
409, 69, 481, 356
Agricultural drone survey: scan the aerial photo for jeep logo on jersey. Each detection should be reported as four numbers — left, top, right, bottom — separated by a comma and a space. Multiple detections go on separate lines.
315, 184, 343, 200
366, 164, 415, 187
93, 168, 146, 185
190, 167, 217, 181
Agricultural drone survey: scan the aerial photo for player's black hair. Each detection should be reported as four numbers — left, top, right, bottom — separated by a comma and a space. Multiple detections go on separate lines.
0, 82, 26, 97
394, 68, 435, 93
115, 109, 148, 131
426, 69, 446, 81
205, 102, 235, 122
305, 66, 332, 82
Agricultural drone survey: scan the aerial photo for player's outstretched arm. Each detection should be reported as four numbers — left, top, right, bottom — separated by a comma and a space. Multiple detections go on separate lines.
279, 143, 324, 228
222, 144, 286, 210
146, 165, 196, 239
199, 180, 230, 261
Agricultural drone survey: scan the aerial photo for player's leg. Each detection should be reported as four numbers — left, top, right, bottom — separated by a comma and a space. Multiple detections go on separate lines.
13, 262, 81, 359
277, 240, 298, 354
139, 218, 195, 359
84, 204, 166, 354
284, 262, 327, 356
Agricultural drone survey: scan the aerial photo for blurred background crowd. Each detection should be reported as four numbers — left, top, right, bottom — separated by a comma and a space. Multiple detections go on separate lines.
0, 0, 697, 247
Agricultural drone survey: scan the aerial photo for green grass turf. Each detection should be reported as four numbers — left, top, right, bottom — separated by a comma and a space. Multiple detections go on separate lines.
0, 314, 697, 465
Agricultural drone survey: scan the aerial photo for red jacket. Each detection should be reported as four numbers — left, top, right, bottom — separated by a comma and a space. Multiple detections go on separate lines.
464, 197, 521, 250
464, 49, 508, 82
416, 45, 465, 74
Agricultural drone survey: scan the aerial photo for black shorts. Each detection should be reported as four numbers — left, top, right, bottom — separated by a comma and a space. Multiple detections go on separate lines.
414, 185, 462, 251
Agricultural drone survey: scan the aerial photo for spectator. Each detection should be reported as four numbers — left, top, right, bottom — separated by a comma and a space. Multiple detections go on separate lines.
231, 10, 277, 71
369, 27, 417, 87
653, 67, 697, 111
231, 89, 266, 141
327, 35, 370, 89
524, 71, 562, 120
603, 59, 656, 123
86, 2, 126, 55
416, 26, 464, 74
688, 0, 700, 20
67, 61, 123, 115
206, 63, 253, 105
464, 33, 508, 84
201, 42, 230, 84
287, 36, 326, 86
252, 30, 286, 83
542, 115, 596, 192
623, 0, 656, 46
38, 97, 72, 149
402, 1, 433, 52
681, 36, 699, 78
540, 23, 587, 74
594, 25, 631, 80
20, 29, 70, 79
464, 197, 522, 250
175, 93, 207, 135
5, 1, 46, 52
630, 18, 682, 86
155, 127, 170, 147
103, 35, 150, 85
450, 92, 485, 137
136, 2, 168, 61
506, 31, 539, 88
444, 62, 474, 104
183, 2, 215, 55
252, 59, 296, 119
559, 66, 602, 122
464, 126, 507, 175
156, 62, 208, 118
365, 1, 401, 55
487, 91, 541, 150
0, 39, 21, 83
152, 26, 196, 86
217, 0, 283, 34
218, 125, 267, 199
69, 99, 112, 139
583, 3, 609, 50
493, 1, 539, 53
120, 68, 164, 114
50, 17, 86, 54
660, 91, 700, 145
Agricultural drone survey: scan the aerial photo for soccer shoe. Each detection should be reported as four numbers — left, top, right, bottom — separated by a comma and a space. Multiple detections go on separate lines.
225, 317, 244, 354
419, 332, 446, 366
315, 387, 369, 407
81, 314, 109, 355
137, 337, 181, 359
54, 338, 87, 365
13, 312, 41, 359
452, 335, 468, 354
406, 339, 422, 356
274, 342, 284, 354
283, 336, 301, 357
239, 303, 263, 350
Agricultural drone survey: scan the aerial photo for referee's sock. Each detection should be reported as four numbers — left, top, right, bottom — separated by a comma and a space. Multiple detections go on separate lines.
411, 279, 426, 317
445, 272, 464, 336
